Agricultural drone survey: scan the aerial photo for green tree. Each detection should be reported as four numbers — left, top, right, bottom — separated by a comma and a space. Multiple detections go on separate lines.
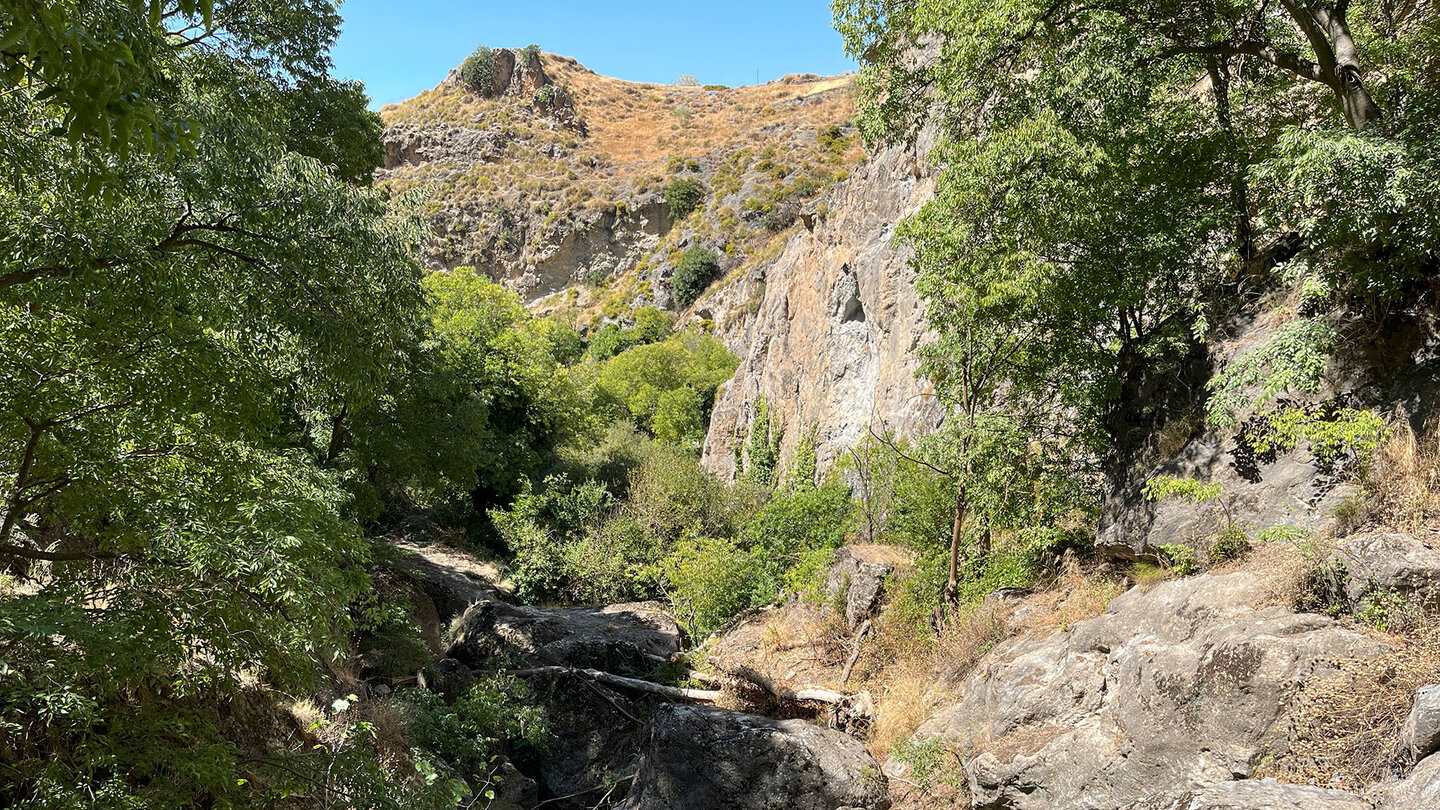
592, 329, 737, 442
665, 178, 706, 222
671, 245, 721, 308
833, 0, 1440, 609
0, 3, 436, 805
348, 271, 583, 521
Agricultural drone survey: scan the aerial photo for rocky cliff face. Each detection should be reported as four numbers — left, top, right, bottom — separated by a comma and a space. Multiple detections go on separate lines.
700, 130, 944, 477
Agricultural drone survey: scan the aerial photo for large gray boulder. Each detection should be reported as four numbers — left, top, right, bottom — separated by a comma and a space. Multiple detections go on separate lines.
618, 704, 890, 810
900, 572, 1386, 809
1384, 752, 1440, 809
826, 547, 894, 629
447, 599, 680, 673
1402, 685, 1440, 761
1120, 780, 1371, 809
1334, 532, 1440, 610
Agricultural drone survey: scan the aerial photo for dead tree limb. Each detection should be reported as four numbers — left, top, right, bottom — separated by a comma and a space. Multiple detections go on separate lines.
508, 666, 722, 702
840, 619, 871, 685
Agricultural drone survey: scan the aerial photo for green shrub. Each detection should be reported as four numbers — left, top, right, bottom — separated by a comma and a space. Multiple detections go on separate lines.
460, 46, 496, 93
593, 328, 737, 437
1160, 543, 1200, 576
703, 84, 728, 91
404, 677, 547, 783
533, 84, 557, 106
661, 535, 765, 639
351, 585, 433, 679
632, 305, 674, 343
670, 246, 721, 308
520, 43, 542, 64
1207, 526, 1251, 564
665, 178, 706, 221
741, 395, 782, 487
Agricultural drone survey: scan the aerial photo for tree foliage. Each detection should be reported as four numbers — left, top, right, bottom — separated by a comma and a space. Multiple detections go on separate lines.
0, 2, 450, 806
834, 0, 1440, 607
671, 245, 721, 308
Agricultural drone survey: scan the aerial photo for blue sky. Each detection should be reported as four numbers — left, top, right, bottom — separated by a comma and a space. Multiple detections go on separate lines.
331, 1, 856, 108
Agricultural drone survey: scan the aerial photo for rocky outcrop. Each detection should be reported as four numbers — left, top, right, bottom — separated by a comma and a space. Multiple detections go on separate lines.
826, 546, 893, 630
521, 198, 672, 302
701, 131, 943, 478
1403, 685, 1440, 762
1097, 436, 1357, 560
1118, 781, 1371, 810
447, 598, 680, 673
1335, 532, 1440, 610
618, 704, 890, 810
898, 571, 1387, 809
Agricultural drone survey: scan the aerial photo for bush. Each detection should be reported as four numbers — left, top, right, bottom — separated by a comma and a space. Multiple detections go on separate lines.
661, 535, 765, 639
592, 328, 737, 437
460, 46, 496, 93
1207, 526, 1251, 564
521, 43, 542, 64
665, 178, 706, 221
404, 677, 547, 782
533, 84, 556, 106
1160, 543, 1200, 576
671, 246, 720, 308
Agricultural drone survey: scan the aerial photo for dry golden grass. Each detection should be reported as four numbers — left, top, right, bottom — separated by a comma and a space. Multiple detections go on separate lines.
1363, 421, 1440, 537
548, 57, 856, 170
863, 557, 1127, 761
1259, 625, 1435, 793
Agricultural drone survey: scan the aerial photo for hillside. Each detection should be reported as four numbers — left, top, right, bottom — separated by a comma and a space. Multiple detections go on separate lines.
378, 49, 864, 327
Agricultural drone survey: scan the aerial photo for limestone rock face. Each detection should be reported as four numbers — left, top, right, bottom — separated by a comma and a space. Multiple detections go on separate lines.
1337, 532, 1440, 610
701, 132, 943, 478
1118, 780, 1371, 810
617, 704, 890, 810
901, 572, 1386, 810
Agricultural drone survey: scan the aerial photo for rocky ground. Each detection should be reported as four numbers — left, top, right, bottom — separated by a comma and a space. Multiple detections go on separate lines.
379, 515, 1440, 810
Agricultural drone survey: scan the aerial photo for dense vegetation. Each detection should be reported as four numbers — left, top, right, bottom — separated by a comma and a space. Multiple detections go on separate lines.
4, 0, 1438, 806
830, 0, 1440, 604
0, 2, 741, 807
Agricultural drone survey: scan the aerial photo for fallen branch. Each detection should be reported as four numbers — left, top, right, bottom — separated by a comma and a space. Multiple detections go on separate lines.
840, 619, 872, 685
508, 666, 722, 702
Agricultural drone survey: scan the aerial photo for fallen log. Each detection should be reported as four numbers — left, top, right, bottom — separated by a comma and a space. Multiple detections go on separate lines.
508, 666, 722, 702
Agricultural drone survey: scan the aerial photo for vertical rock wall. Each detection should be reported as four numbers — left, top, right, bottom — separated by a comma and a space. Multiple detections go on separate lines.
701, 131, 944, 478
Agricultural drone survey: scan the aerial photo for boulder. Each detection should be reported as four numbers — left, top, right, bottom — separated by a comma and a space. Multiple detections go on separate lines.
903, 572, 1386, 809
488, 759, 538, 810
447, 599, 680, 673
1098, 434, 1354, 561
617, 704, 890, 810
1384, 751, 1440, 809
1403, 685, 1440, 761
1120, 780, 1371, 809
1334, 532, 1440, 610
825, 547, 893, 630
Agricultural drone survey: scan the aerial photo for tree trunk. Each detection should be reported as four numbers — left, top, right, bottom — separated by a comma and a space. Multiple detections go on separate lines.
1315, 4, 1383, 128
1284, 0, 1383, 128
945, 486, 967, 607
1207, 55, 1258, 270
